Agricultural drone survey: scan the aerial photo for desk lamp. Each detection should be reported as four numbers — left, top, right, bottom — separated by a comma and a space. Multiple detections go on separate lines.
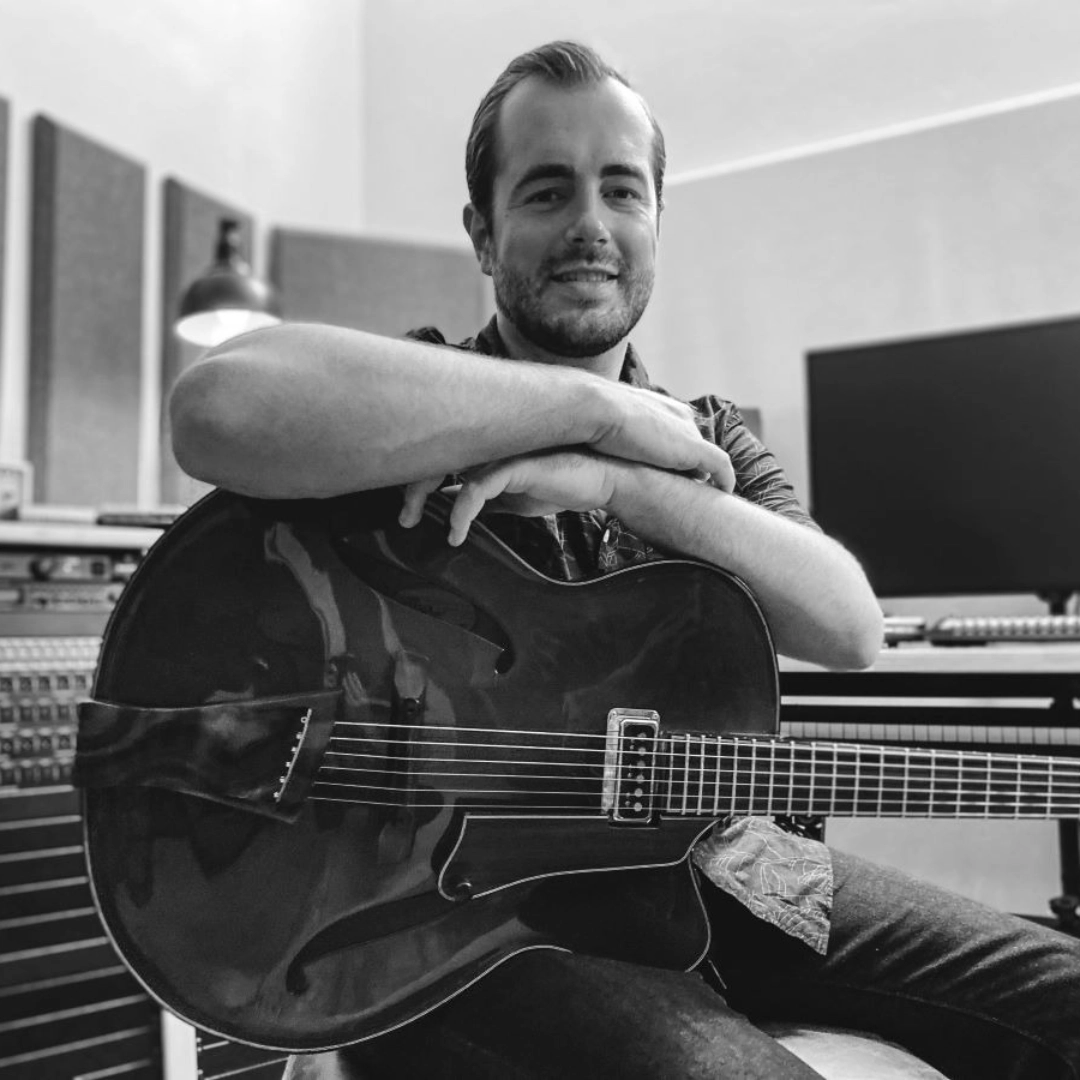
175, 219, 282, 347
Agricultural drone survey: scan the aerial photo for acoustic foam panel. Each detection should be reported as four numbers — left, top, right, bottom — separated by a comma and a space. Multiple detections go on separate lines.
271, 229, 491, 344
29, 116, 144, 505
160, 178, 254, 506
0, 99, 7, 379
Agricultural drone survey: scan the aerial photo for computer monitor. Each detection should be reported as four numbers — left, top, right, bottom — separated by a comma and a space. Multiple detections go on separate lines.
805, 316, 1080, 605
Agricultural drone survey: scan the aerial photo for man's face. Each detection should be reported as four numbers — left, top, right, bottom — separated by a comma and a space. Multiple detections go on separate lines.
472, 76, 660, 361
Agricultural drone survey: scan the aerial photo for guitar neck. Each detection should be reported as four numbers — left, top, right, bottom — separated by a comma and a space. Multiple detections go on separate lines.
660, 733, 1080, 821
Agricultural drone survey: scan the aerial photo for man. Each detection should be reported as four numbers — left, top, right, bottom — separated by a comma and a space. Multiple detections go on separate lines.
171, 41, 1080, 1080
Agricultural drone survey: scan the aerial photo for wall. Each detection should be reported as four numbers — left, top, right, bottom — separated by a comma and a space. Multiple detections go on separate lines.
634, 88, 1080, 607
360, 0, 1080, 244
0, 0, 366, 502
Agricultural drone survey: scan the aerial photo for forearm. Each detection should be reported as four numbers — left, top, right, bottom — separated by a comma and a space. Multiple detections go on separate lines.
609, 464, 884, 670
169, 323, 609, 498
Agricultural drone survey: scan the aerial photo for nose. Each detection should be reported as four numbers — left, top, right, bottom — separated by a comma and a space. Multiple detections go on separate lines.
565, 189, 609, 247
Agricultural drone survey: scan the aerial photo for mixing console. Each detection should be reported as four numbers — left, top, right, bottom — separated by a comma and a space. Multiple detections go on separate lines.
0, 522, 162, 1080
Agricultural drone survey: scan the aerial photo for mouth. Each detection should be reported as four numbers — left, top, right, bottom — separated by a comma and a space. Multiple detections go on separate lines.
551, 267, 619, 284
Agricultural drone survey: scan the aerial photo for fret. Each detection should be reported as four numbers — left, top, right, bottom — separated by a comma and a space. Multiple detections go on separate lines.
670, 734, 680, 814
999, 756, 1019, 817
714, 736, 723, 816
660, 734, 669, 816
798, 740, 810, 814
1035, 756, 1055, 815
697, 736, 705, 816
934, 754, 959, 817
682, 736, 690, 815
905, 751, 934, 817
725, 738, 736, 817
1024, 756, 1052, 817
995, 756, 1010, 815
766, 739, 776, 818
790, 738, 799, 812
960, 755, 987, 816
881, 748, 904, 816
735, 738, 748, 815
835, 744, 857, 815
1033, 756, 1055, 816
855, 745, 882, 816
827, 742, 836, 817
747, 738, 757, 817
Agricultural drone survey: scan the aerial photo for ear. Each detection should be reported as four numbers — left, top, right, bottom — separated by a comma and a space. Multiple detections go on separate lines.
463, 204, 494, 277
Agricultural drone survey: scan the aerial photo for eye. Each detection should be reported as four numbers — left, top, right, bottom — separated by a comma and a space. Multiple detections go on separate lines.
525, 187, 565, 204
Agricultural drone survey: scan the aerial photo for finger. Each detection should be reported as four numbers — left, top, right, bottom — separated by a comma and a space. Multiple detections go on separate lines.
700, 446, 736, 493
678, 440, 732, 492
447, 467, 512, 546
399, 476, 445, 527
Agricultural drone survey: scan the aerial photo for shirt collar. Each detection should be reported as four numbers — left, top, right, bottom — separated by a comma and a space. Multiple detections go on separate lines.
474, 315, 654, 390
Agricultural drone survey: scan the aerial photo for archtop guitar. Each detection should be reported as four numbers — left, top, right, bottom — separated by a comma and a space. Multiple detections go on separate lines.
76, 487, 1080, 1051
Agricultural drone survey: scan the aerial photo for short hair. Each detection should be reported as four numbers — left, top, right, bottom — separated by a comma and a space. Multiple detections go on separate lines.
465, 40, 666, 227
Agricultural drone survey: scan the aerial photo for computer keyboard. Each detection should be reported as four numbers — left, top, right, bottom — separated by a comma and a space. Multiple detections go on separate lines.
883, 615, 928, 645
927, 614, 1080, 645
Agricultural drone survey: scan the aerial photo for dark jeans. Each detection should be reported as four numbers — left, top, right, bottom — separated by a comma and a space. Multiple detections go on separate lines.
345, 849, 1080, 1079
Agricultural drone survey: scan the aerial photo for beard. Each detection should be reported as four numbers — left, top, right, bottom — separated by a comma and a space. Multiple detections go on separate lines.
491, 252, 654, 359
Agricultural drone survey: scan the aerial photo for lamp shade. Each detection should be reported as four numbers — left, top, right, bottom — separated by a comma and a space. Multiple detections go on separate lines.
175, 219, 282, 347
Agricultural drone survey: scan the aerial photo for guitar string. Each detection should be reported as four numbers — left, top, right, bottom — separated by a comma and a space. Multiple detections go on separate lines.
307, 791, 1080, 816
306, 786, 1080, 812
331, 718, 1079, 753
305, 725, 1080, 813
310, 761, 1080, 804
327, 734, 1075, 769
329, 721, 1073, 769
317, 759, 1080, 801
309, 743, 1080, 810
313, 763, 1080, 791
327, 724, 1075, 767
319, 734, 1080, 786
323, 739, 1080, 778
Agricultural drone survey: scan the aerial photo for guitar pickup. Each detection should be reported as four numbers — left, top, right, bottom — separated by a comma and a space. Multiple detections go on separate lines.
601, 709, 660, 824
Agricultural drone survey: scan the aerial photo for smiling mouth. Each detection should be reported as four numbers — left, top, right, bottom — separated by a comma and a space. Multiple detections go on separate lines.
552, 270, 618, 283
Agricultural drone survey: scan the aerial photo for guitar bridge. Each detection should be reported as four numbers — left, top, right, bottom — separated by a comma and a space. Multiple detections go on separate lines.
601, 708, 660, 824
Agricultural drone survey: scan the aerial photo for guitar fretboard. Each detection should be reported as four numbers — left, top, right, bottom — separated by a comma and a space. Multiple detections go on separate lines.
662, 733, 1080, 820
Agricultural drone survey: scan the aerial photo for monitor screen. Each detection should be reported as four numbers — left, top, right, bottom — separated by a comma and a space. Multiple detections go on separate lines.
805, 316, 1080, 600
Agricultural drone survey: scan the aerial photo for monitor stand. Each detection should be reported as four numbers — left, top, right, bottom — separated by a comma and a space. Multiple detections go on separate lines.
1038, 589, 1076, 616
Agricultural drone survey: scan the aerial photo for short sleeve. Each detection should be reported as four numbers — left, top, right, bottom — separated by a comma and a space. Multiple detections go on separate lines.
691, 395, 819, 531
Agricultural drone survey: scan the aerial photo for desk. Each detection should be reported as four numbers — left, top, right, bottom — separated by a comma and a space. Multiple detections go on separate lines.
778, 643, 1080, 928
781, 641, 1080, 696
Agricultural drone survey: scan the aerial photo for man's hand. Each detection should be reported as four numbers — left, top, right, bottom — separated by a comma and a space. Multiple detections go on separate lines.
399, 450, 623, 546
589, 383, 735, 492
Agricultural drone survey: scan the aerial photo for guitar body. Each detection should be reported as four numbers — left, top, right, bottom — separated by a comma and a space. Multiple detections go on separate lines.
81, 488, 779, 1050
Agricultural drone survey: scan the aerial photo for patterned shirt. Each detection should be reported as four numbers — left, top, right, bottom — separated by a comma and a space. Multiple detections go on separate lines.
408, 317, 833, 954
